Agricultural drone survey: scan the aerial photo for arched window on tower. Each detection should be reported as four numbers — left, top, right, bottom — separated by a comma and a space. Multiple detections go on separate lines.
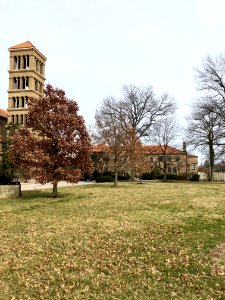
25, 77, 29, 89
17, 77, 20, 89
27, 55, 29, 68
40, 63, 43, 75
12, 115, 15, 124
12, 97, 16, 108
20, 115, 24, 125
21, 97, 25, 107
14, 56, 18, 70
22, 77, 25, 89
13, 77, 17, 89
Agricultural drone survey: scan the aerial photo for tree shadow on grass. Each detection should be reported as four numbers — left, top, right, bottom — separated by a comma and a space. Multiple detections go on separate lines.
19, 190, 67, 201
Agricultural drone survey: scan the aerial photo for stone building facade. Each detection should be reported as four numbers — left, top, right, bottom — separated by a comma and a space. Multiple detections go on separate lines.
92, 143, 198, 179
7, 41, 46, 125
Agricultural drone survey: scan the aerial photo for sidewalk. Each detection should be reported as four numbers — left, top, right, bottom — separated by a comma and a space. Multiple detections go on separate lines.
21, 181, 95, 191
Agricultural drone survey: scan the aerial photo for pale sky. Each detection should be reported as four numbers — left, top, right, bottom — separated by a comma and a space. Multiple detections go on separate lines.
1, 0, 225, 154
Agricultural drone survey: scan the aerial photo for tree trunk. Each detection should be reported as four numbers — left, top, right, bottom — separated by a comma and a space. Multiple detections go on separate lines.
163, 154, 167, 181
114, 171, 118, 187
52, 182, 58, 198
209, 143, 215, 182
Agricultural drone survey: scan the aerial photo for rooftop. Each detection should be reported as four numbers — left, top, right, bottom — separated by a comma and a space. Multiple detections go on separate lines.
9, 41, 34, 49
0, 108, 8, 119
9, 41, 47, 60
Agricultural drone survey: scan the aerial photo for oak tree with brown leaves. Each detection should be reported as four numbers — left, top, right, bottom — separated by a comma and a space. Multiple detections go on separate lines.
9, 84, 92, 197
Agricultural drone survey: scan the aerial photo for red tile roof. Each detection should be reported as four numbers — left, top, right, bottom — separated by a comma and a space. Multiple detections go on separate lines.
92, 144, 184, 155
143, 145, 183, 155
0, 108, 8, 118
9, 41, 47, 60
9, 41, 34, 49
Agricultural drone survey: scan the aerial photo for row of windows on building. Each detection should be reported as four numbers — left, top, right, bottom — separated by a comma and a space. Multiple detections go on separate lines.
150, 155, 196, 171
13, 76, 43, 93
13, 55, 44, 75
14, 55, 30, 70
11, 96, 28, 108
11, 114, 27, 125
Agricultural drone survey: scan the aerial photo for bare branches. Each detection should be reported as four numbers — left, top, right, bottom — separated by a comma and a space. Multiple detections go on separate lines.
151, 113, 180, 180
186, 96, 225, 181
119, 85, 176, 138
196, 54, 225, 103
95, 84, 178, 181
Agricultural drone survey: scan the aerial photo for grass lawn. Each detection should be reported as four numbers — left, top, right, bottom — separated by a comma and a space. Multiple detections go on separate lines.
0, 181, 225, 299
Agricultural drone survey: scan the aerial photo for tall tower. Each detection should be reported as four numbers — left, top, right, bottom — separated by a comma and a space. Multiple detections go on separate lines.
7, 41, 46, 125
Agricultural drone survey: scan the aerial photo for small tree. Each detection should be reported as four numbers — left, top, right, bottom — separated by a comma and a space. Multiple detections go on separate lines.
9, 84, 92, 197
95, 98, 128, 187
151, 114, 180, 181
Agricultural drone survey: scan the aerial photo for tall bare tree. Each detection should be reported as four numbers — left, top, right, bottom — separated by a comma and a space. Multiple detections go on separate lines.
120, 85, 176, 138
196, 54, 225, 125
95, 98, 128, 186
98, 85, 176, 180
151, 113, 180, 181
186, 98, 225, 181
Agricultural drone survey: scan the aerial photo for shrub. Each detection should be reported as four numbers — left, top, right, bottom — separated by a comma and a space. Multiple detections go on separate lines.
158, 173, 187, 180
141, 172, 155, 180
118, 173, 130, 181
190, 174, 200, 181
142, 168, 161, 180
0, 165, 14, 184
95, 175, 114, 183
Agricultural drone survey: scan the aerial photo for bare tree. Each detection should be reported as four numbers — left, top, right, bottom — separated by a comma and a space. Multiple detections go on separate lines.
95, 98, 128, 186
186, 98, 225, 181
196, 54, 225, 126
99, 85, 176, 180
151, 113, 180, 181
120, 85, 176, 138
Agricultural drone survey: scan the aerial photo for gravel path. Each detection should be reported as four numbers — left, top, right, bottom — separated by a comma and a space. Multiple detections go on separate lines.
21, 181, 95, 191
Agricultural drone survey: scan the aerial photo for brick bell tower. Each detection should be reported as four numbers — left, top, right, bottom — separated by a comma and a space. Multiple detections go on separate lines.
7, 41, 47, 125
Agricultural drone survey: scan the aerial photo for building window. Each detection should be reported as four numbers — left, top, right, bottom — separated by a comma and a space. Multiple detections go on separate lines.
12, 97, 16, 108
16, 97, 19, 108
191, 163, 195, 170
172, 167, 177, 174
159, 156, 163, 162
166, 156, 171, 162
176, 156, 180, 162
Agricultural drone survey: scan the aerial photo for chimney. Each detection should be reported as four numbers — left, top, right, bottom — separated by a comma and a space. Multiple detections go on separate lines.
183, 141, 187, 152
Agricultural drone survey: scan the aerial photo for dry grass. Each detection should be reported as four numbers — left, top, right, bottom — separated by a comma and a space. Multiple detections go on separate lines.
0, 181, 225, 299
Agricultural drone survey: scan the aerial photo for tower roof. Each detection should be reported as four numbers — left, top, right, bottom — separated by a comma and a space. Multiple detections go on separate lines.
9, 41, 34, 49
9, 41, 47, 60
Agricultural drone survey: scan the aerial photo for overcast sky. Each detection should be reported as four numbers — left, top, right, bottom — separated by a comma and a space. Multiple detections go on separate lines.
1, 0, 225, 157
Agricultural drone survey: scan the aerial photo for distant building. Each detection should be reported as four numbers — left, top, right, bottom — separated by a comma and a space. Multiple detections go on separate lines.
142, 144, 198, 178
7, 41, 46, 125
92, 143, 198, 179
